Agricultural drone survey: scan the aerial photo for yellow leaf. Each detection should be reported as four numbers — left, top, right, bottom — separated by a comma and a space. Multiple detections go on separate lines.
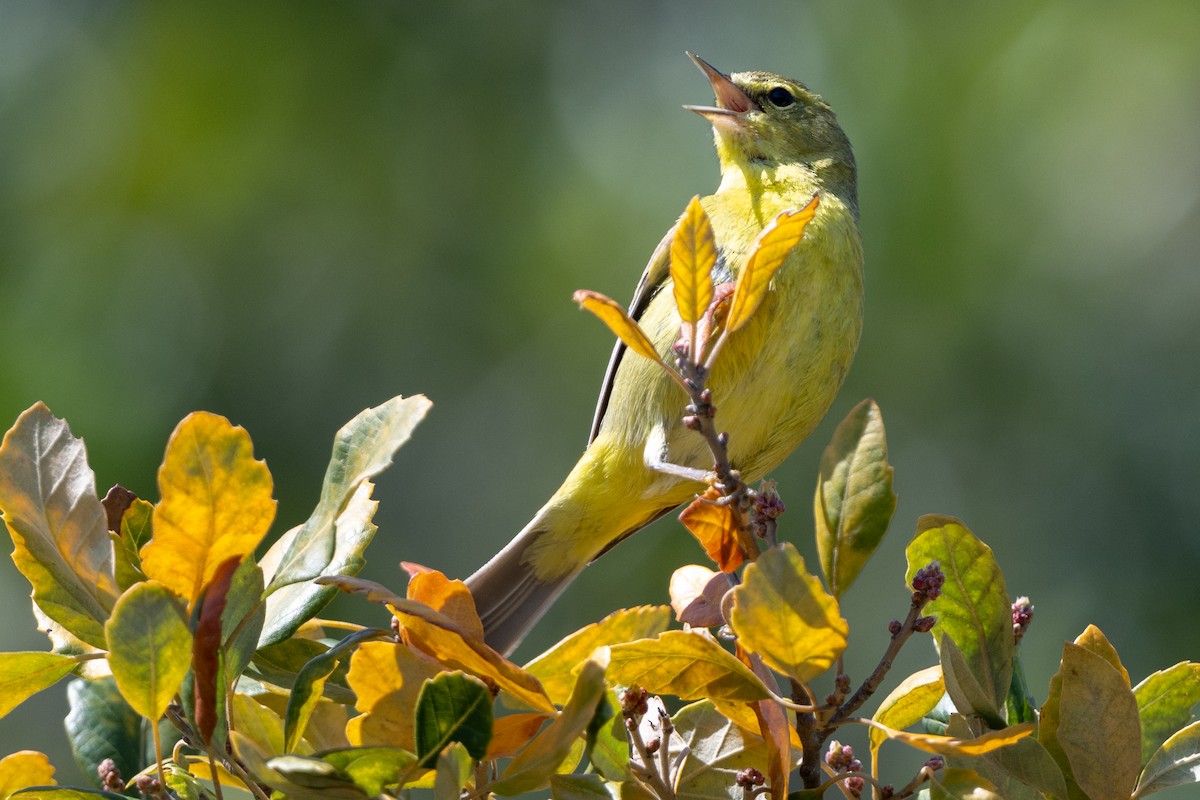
321, 575, 554, 713
863, 718, 1034, 756
573, 290, 667, 368
345, 640, 442, 750
728, 543, 847, 683
679, 488, 745, 573
1074, 624, 1130, 687
0, 750, 55, 795
524, 605, 671, 706
607, 630, 771, 702
407, 570, 485, 643
869, 665, 945, 755
141, 412, 276, 607
669, 196, 717, 325
725, 195, 819, 333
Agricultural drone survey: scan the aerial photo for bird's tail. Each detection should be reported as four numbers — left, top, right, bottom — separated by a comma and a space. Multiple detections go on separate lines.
465, 509, 581, 657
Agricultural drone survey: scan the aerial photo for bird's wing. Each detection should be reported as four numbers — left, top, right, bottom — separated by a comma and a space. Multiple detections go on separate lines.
588, 225, 676, 444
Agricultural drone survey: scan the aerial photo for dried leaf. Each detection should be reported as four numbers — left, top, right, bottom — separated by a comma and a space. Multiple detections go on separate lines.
679, 488, 744, 573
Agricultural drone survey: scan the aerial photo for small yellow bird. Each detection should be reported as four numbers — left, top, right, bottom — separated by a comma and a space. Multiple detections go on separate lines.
468, 54, 864, 654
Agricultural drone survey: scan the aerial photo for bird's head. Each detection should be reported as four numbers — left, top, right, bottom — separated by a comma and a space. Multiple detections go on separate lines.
684, 53, 856, 210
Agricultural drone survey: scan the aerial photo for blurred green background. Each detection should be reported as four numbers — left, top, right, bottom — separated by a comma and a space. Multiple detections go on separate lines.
1, 0, 1198, 784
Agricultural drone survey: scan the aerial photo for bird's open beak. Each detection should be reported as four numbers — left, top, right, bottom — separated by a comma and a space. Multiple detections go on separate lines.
683, 52, 759, 130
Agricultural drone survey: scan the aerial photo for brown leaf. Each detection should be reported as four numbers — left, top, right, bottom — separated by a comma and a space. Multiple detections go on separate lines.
679, 488, 745, 573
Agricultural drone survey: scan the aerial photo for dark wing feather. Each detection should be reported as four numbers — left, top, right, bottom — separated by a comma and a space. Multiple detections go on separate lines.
588, 225, 676, 444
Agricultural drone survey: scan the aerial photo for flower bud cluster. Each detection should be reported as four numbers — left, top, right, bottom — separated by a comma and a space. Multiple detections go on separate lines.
911, 561, 945, 602
1012, 596, 1034, 643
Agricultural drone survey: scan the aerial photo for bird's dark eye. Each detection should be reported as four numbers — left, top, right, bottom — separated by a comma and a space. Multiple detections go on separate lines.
766, 87, 795, 107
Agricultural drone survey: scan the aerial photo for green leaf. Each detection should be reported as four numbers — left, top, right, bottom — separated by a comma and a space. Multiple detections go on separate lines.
265, 395, 431, 593
0, 653, 78, 719
104, 581, 192, 721
491, 651, 609, 796
434, 742, 473, 800
551, 773, 613, 800
317, 746, 420, 796
266, 753, 374, 797
906, 516, 1012, 720
1135, 719, 1200, 798
1049, 642, 1141, 800
525, 605, 671, 706
112, 498, 153, 591
814, 398, 896, 597
285, 628, 391, 753
945, 715, 1068, 800
64, 677, 143, 786
927, 767, 1002, 799
729, 542, 847, 684
586, 692, 630, 781
259, 481, 380, 647
607, 630, 771, 703
1135, 662, 1200, 766
0, 403, 119, 647
220, 557, 266, 682
250, 637, 352, 703
415, 671, 493, 765
672, 700, 772, 800
940, 634, 1003, 724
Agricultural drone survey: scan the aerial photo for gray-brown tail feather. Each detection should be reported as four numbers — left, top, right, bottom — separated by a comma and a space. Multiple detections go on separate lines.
465, 522, 578, 657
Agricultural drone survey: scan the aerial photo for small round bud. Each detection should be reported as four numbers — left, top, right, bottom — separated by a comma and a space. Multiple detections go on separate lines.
1012, 596, 1035, 643
717, 432, 729, 446
911, 561, 945, 601
825, 740, 857, 771
924, 755, 945, 771
98, 758, 123, 792
845, 775, 865, 797
888, 619, 903, 635
673, 338, 689, 357
620, 686, 650, 716
135, 774, 162, 798
699, 388, 713, 404
914, 615, 937, 633
735, 767, 765, 787
835, 673, 851, 694
880, 786, 895, 799
683, 415, 702, 431
645, 736, 661, 754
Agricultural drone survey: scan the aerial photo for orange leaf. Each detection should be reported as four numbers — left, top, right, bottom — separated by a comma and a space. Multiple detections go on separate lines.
407, 569, 485, 643
573, 290, 666, 367
670, 196, 717, 325
679, 488, 745, 573
487, 712, 552, 760
726, 196, 819, 334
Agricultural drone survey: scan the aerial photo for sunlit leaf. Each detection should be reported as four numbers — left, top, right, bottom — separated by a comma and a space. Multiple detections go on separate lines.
104, 581, 191, 721
943, 714, 1067, 800
725, 196, 819, 334
863, 718, 1033, 756
252, 637, 353, 704
317, 747, 420, 797
1073, 624, 1130, 686
285, 628, 391, 753
320, 575, 553, 713
607, 630, 771, 703
0, 403, 119, 648
490, 651, 609, 796
64, 677, 141, 786
573, 290, 667, 368
0, 653, 77, 720
265, 752, 377, 798
407, 570, 485, 643
220, 556, 265, 682
524, 605, 671, 706
1135, 720, 1200, 798
141, 412, 275, 608
345, 640, 442, 751
906, 516, 1011, 721
669, 564, 728, 628
927, 768, 1002, 800
260, 481, 378, 647
814, 398, 896, 597
415, 672, 493, 764
1135, 662, 1200, 766
111, 498, 153, 591
0, 751, 55, 794
729, 543, 847, 684
669, 195, 716, 325
679, 488, 744, 573
940, 634, 1004, 724
265, 395, 430, 595
672, 700, 772, 800
1052, 642, 1140, 800
869, 665, 944, 755
487, 713, 552, 760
